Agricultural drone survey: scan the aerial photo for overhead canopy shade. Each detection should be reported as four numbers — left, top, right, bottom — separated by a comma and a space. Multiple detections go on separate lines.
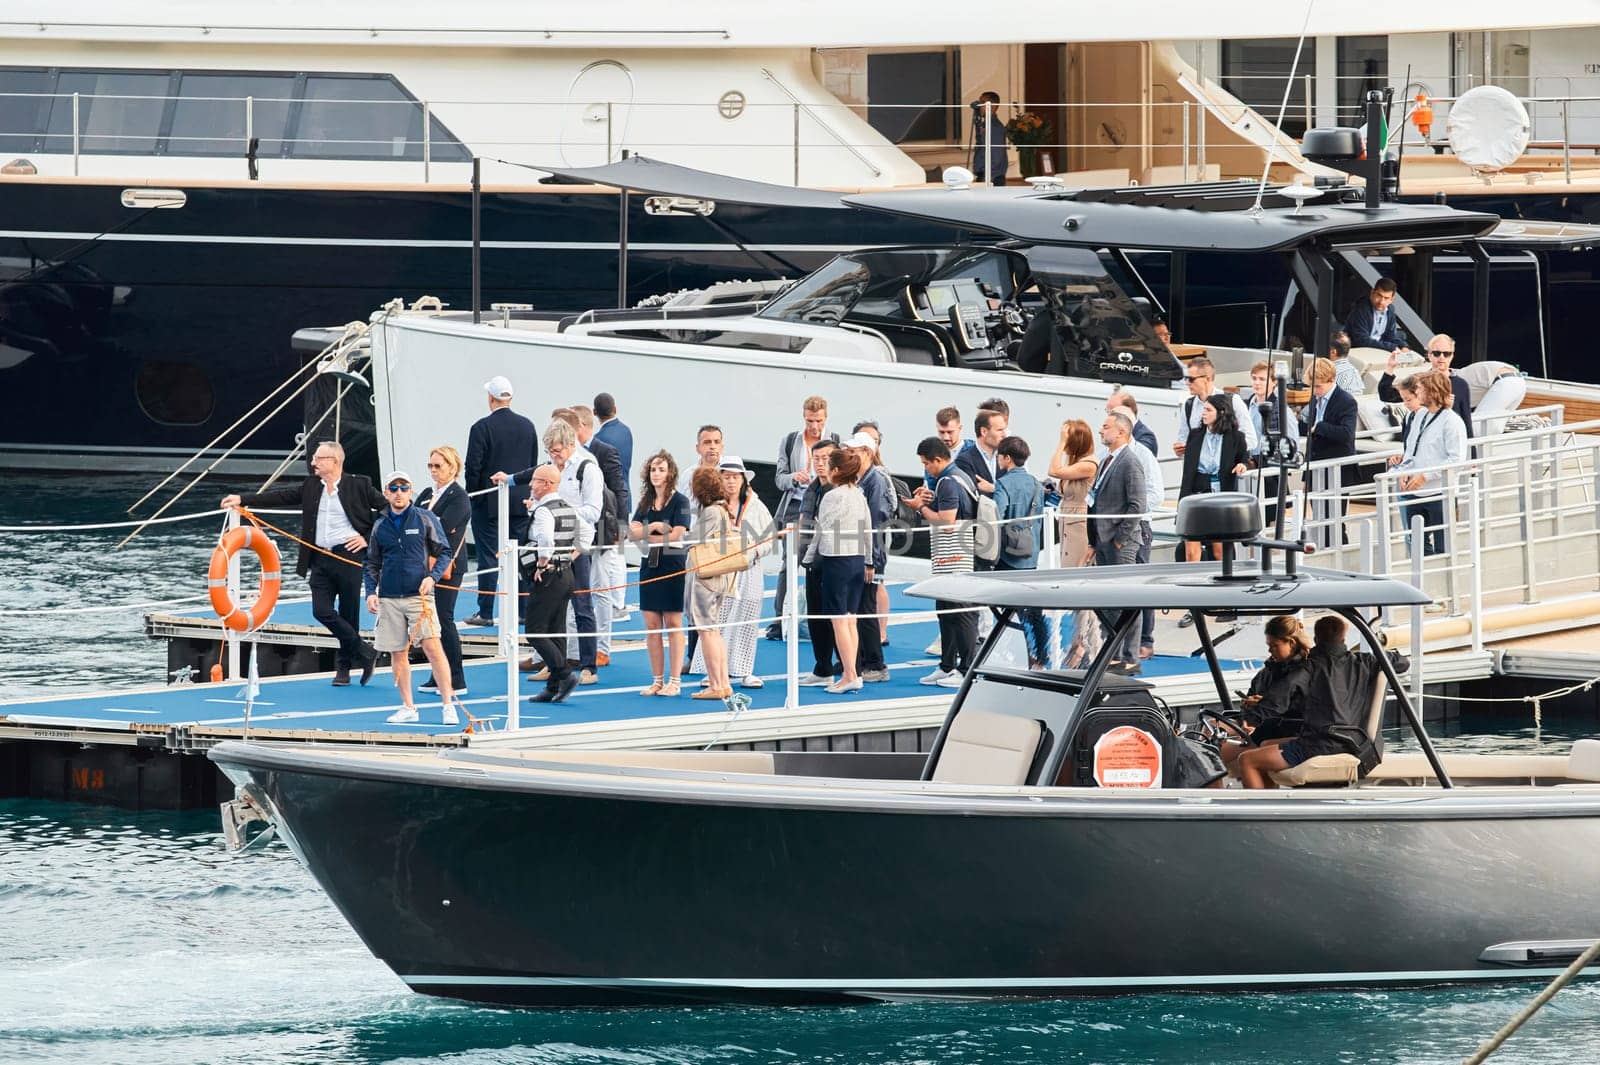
908, 563, 1431, 612
844, 190, 1500, 253
535, 155, 849, 211
1481, 219, 1600, 250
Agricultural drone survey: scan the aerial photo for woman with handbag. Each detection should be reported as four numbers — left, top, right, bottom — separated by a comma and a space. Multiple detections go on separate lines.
690, 456, 773, 689
630, 450, 691, 697
804, 449, 871, 694
686, 466, 741, 701
415, 445, 470, 695
993, 436, 1048, 667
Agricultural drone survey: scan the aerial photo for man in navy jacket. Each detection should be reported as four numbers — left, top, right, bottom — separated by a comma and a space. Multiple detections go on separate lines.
1377, 333, 1474, 438
463, 375, 538, 625
1344, 277, 1412, 354
363, 471, 455, 725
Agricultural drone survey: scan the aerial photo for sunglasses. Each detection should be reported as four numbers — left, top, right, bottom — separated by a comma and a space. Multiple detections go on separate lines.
426, 461, 444, 469
1427, 350, 1453, 357
1184, 374, 1210, 382
387, 482, 411, 492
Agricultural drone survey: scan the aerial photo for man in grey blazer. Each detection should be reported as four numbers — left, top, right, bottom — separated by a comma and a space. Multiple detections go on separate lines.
1086, 410, 1148, 672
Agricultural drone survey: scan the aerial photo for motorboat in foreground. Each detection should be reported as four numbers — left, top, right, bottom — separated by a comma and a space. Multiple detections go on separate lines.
209, 494, 1600, 1007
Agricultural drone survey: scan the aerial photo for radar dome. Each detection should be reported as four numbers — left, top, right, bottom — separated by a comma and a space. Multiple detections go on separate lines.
1446, 86, 1531, 175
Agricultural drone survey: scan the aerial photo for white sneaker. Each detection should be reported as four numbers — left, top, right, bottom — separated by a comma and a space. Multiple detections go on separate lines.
441, 704, 460, 726
919, 668, 954, 686
797, 673, 833, 687
386, 706, 419, 724
924, 638, 942, 656
934, 672, 965, 689
827, 678, 864, 694
740, 675, 765, 689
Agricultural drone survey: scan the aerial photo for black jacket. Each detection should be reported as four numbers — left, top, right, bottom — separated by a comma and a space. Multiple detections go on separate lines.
1297, 643, 1379, 760
465, 406, 539, 523
953, 442, 999, 494
416, 481, 470, 580
240, 474, 384, 577
1242, 654, 1310, 728
1178, 426, 1249, 497
1379, 371, 1474, 438
1298, 385, 1359, 463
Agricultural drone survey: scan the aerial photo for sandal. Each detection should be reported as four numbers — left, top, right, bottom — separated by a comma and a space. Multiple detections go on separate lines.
661, 678, 682, 697
639, 679, 664, 697
691, 687, 724, 700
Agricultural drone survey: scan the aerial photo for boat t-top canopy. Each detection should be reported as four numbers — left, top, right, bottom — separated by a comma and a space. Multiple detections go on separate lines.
844, 189, 1500, 253
909, 563, 1431, 612
535, 154, 850, 211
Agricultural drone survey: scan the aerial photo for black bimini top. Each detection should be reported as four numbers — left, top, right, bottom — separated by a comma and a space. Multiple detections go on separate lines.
908, 563, 1431, 612
844, 189, 1500, 253
536, 155, 848, 211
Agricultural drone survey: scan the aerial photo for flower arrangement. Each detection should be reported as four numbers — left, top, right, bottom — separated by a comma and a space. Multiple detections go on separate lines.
1004, 111, 1054, 176
1004, 111, 1053, 147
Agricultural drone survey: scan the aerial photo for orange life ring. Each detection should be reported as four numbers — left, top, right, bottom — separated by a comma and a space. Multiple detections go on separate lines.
208, 526, 282, 633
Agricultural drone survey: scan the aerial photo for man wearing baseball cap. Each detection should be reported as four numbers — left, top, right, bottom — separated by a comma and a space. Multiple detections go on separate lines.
463, 374, 538, 626
364, 471, 458, 725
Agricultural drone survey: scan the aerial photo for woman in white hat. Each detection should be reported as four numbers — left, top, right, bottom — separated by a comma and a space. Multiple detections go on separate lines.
691, 455, 773, 688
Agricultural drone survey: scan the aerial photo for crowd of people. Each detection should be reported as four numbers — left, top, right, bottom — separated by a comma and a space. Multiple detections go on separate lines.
222, 286, 1498, 720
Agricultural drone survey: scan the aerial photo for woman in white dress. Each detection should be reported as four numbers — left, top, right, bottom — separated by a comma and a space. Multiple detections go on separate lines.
691, 456, 774, 688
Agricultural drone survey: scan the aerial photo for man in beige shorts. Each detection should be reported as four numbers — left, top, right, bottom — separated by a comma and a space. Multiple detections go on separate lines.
363, 470, 459, 726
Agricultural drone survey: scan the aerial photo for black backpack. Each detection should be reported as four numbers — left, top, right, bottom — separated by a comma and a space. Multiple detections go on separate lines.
577, 459, 621, 546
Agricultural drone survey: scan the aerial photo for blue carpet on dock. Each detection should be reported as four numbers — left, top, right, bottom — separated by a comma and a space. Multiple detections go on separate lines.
14, 574, 1246, 738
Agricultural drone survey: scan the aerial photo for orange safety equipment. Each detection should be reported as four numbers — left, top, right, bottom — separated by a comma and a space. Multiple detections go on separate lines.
208, 525, 282, 632
1410, 93, 1433, 140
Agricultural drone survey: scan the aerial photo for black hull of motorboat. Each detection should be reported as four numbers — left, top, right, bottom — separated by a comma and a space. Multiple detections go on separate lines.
210, 744, 1600, 1008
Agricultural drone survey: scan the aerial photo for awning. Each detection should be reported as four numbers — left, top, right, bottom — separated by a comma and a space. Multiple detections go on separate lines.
535, 155, 848, 211
1481, 219, 1600, 251
908, 563, 1431, 611
844, 189, 1501, 254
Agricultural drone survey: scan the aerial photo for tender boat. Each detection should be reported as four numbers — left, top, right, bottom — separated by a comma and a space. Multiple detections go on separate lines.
209, 494, 1600, 1007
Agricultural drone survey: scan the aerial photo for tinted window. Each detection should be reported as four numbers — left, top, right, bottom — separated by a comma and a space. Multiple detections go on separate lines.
1220, 38, 1316, 138
294, 75, 412, 159
867, 51, 957, 144
45, 71, 168, 153
0, 69, 51, 154
169, 73, 293, 156
1336, 36, 1388, 125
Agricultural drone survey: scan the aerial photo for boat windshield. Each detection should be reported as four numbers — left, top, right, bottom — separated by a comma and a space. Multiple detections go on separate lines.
758, 247, 1019, 326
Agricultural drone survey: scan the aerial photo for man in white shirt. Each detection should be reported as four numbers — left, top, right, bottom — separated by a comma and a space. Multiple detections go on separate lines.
1173, 358, 1258, 456
545, 418, 604, 684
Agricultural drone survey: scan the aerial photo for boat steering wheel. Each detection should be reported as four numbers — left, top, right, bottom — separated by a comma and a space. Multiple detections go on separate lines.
1196, 708, 1252, 745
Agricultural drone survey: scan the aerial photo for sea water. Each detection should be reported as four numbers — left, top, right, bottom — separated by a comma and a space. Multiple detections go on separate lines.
2, 474, 1596, 1065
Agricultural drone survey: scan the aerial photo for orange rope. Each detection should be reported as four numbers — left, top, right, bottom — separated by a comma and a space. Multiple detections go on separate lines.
236, 504, 790, 598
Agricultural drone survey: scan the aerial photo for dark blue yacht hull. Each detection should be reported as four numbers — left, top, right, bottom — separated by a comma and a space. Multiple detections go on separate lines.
210, 741, 1600, 1009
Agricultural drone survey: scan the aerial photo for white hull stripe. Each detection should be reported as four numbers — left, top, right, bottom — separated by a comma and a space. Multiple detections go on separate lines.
402, 966, 1600, 991
0, 229, 870, 253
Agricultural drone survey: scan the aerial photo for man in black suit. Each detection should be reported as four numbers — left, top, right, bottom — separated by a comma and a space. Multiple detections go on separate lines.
222, 440, 385, 685
1377, 333, 1474, 438
463, 375, 538, 626
1086, 411, 1148, 674
1299, 359, 1359, 549
1344, 277, 1412, 354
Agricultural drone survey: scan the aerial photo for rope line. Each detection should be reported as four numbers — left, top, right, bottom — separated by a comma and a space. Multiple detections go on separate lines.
0, 508, 296, 533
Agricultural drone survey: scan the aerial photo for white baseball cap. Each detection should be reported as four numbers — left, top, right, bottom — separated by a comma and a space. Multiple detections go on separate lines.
483, 375, 514, 400
384, 470, 413, 487
844, 431, 878, 450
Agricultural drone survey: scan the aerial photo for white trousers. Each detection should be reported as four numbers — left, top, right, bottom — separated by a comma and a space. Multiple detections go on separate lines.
600, 546, 627, 614
1473, 375, 1528, 432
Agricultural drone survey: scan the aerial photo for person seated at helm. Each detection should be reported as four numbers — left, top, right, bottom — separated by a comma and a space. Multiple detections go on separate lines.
1236, 615, 1382, 789
1218, 615, 1312, 772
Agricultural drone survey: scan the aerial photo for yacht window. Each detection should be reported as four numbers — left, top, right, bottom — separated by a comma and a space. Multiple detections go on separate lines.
292, 75, 467, 161
45, 71, 169, 154
865, 49, 959, 145
1335, 37, 1388, 124
135, 359, 216, 427
0, 69, 51, 154
1220, 39, 1316, 138
759, 259, 871, 326
169, 73, 294, 156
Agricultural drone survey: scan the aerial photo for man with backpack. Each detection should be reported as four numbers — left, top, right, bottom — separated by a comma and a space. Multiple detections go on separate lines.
768, 395, 835, 640
910, 437, 979, 688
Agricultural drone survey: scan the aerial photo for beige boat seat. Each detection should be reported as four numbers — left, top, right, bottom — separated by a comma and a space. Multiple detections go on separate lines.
1269, 667, 1388, 787
931, 709, 1043, 786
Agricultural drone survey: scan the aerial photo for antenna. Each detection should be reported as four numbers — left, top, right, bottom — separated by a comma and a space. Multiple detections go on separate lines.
1249, 0, 1318, 215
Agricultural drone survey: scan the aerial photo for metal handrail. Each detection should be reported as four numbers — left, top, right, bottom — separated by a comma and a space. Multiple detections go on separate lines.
758, 67, 882, 180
